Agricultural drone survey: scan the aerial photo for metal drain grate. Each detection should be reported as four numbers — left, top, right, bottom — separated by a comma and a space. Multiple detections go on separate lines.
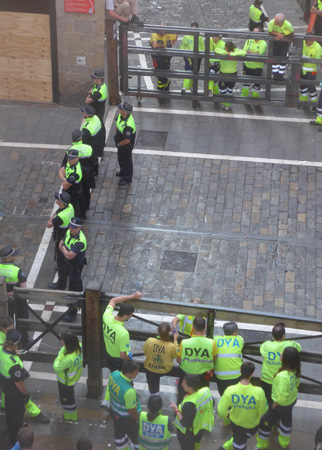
136, 130, 168, 149
161, 251, 198, 272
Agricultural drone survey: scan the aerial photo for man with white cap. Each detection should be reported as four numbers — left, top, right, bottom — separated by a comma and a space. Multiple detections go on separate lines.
114, 102, 136, 186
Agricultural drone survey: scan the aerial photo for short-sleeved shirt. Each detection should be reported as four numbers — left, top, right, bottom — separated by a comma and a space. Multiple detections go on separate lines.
1, 263, 27, 293
143, 337, 178, 373
6, 352, 24, 383
268, 19, 294, 36
150, 33, 177, 48
106, 0, 114, 10
103, 305, 130, 357
122, 373, 138, 409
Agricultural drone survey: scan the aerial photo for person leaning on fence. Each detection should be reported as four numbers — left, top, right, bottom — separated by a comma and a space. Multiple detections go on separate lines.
171, 298, 202, 336
299, 33, 322, 109
10, 427, 34, 450
208, 34, 226, 97
177, 316, 217, 404
180, 21, 205, 94
214, 322, 244, 426
260, 322, 301, 405
217, 362, 268, 450
256, 346, 301, 450
171, 374, 214, 450
53, 331, 83, 422
241, 28, 267, 99
143, 322, 178, 396
214, 41, 247, 111
138, 395, 173, 450
248, 0, 269, 31
105, 361, 141, 450
267, 13, 294, 81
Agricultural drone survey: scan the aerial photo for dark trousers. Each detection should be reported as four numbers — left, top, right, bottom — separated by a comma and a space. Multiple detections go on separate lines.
145, 368, 175, 394
8, 295, 29, 347
219, 72, 237, 95
258, 400, 296, 443
272, 41, 289, 75
177, 369, 210, 405
65, 187, 86, 220
117, 144, 134, 181
300, 71, 317, 100
243, 65, 263, 90
216, 376, 241, 397
66, 261, 84, 318
106, 354, 124, 373
4, 386, 25, 445
97, 112, 106, 145
111, 411, 139, 450
58, 382, 76, 416
82, 169, 95, 209
314, 18, 322, 36
261, 380, 273, 406
152, 57, 171, 89
231, 421, 259, 450
56, 243, 68, 289
177, 429, 202, 450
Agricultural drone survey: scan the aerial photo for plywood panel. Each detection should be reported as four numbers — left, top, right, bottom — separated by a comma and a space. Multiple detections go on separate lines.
0, 12, 50, 39
0, 11, 52, 102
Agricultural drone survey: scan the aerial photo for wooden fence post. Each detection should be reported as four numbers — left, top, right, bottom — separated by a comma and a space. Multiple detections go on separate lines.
0, 276, 8, 317
85, 280, 103, 398
105, 19, 121, 105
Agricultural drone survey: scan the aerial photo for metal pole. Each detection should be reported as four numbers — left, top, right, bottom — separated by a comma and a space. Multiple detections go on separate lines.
285, 37, 302, 108
206, 309, 216, 338
85, 280, 103, 398
0, 276, 8, 317
105, 19, 121, 105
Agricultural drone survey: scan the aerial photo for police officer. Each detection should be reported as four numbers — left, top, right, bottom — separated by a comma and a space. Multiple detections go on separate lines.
105, 361, 141, 450
114, 102, 137, 186
249, 0, 269, 31
101, 292, 142, 380
299, 33, 322, 108
0, 246, 30, 348
0, 329, 29, 445
138, 396, 173, 450
65, 130, 96, 210
85, 69, 108, 142
81, 105, 105, 172
171, 374, 214, 450
241, 28, 267, 98
58, 217, 87, 322
46, 191, 75, 290
58, 149, 86, 220
268, 14, 294, 81
217, 362, 267, 450
177, 316, 217, 404
53, 331, 83, 421
260, 322, 301, 405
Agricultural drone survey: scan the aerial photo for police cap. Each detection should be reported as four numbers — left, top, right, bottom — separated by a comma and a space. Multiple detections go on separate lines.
69, 217, 83, 229
80, 105, 96, 115
6, 329, 22, 345
54, 191, 71, 205
71, 129, 82, 141
66, 149, 79, 160
90, 69, 104, 79
117, 102, 133, 113
0, 246, 18, 259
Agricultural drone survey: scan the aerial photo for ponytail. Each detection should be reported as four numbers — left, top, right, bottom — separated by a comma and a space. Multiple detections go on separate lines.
147, 396, 163, 422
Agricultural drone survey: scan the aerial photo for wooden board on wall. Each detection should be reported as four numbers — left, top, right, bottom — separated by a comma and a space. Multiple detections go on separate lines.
0, 12, 52, 102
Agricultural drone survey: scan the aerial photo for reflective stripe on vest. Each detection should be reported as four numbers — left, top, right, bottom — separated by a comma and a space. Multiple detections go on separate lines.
139, 412, 172, 450
214, 335, 243, 379
82, 115, 102, 136
180, 336, 214, 373
92, 83, 108, 101
56, 204, 75, 229
179, 315, 194, 335
116, 114, 136, 134
67, 142, 93, 159
64, 229, 87, 252
217, 354, 242, 358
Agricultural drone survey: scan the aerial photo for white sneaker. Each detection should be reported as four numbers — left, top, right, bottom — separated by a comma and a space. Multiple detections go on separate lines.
181, 87, 186, 93
208, 90, 214, 98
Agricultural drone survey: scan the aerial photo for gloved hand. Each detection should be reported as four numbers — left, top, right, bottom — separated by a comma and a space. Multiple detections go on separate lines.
128, 352, 133, 360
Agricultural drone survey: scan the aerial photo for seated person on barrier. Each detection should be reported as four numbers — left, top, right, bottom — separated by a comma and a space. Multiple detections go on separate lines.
143, 322, 178, 395
105, 0, 142, 24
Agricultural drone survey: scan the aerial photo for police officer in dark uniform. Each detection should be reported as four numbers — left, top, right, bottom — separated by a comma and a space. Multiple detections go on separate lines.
58, 149, 86, 220
114, 102, 136, 186
0, 329, 29, 445
46, 191, 75, 290
0, 246, 30, 348
85, 69, 108, 142
58, 218, 87, 322
81, 105, 105, 173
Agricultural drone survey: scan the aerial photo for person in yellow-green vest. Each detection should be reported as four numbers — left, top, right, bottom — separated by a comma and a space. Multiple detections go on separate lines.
241, 28, 267, 98
114, 102, 136, 186
53, 331, 83, 421
248, 0, 269, 31
256, 347, 301, 450
215, 41, 247, 110
268, 14, 294, 81
138, 395, 173, 450
299, 33, 322, 109
260, 322, 301, 405
106, 361, 141, 450
171, 298, 202, 336
177, 316, 217, 404
0, 318, 49, 427
180, 22, 205, 94
81, 104, 105, 161
311, 0, 322, 36
85, 69, 107, 123
171, 374, 214, 450
217, 362, 267, 450
208, 35, 226, 97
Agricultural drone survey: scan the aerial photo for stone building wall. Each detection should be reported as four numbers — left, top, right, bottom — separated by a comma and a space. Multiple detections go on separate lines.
55, 0, 106, 105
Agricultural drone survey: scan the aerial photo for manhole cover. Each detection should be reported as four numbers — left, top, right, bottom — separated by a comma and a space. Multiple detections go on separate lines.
136, 130, 168, 149
161, 251, 198, 272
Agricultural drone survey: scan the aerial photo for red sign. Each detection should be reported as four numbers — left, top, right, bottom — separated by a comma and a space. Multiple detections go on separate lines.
64, 0, 94, 14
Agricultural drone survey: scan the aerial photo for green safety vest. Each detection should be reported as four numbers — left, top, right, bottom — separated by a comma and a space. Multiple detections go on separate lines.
66, 160, 82, 184
116, 114, 136, 134
0, 346, 23, 381
268, 19, 294, 36
302, 41, 322, 72
139, 412, 172, 450
54, 344, 83, 386
215, 48, 247, 73
318, 0, 322, 10
108, 370, 141, 417
67, 141, 93, 159
56, 204, 75, 231
175, 387, 214, 435
249, 4, 263, 23
81, 115, 102, 136
0, 263, 20, 287
180, 35, 205, 52
92, 82, 108, 101
209, 38, 226, 64
180, 336, 214, 374
214, 335, 244, 380
64, 229, 87, 252
177, 315, 195, 335
243, 39, 267, 69
260, 340, 302, 384
272, 370, 299, 406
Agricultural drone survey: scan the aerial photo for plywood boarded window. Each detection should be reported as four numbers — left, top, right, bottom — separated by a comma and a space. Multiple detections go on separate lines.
0, 12, 53, 102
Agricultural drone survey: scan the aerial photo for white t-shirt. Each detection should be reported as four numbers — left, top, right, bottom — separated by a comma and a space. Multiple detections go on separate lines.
106, 0, 114, 10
